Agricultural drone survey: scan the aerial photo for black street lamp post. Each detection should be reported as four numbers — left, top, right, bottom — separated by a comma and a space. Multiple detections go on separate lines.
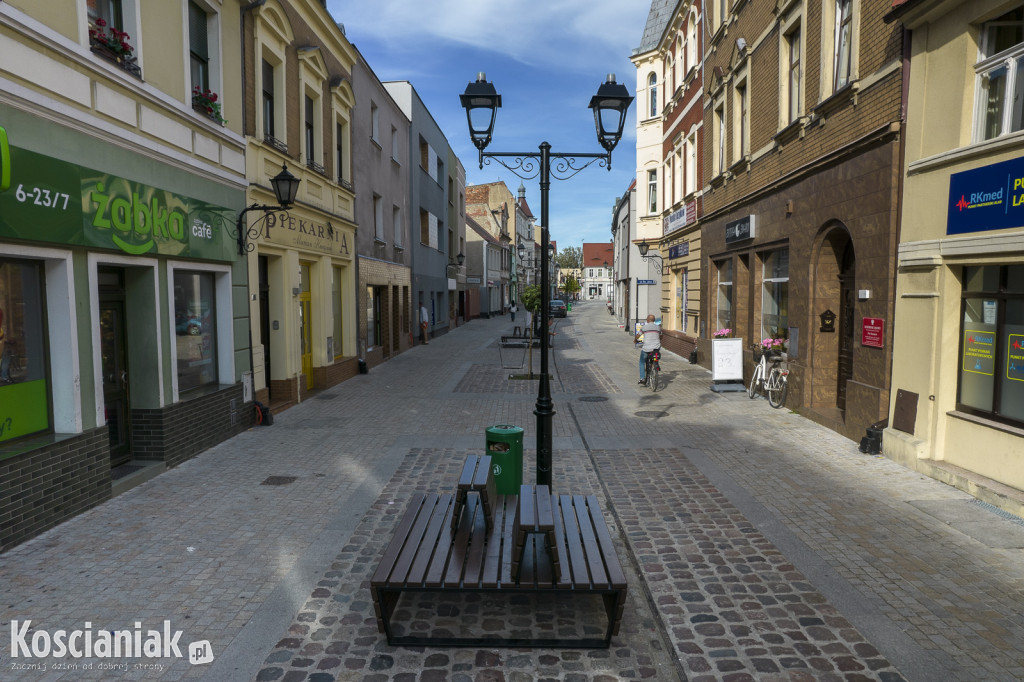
461, 73, 632, 487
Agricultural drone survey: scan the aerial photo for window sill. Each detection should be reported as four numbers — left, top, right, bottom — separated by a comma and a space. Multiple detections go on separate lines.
370, 137, 382, 150
773, 116, 809, 146
811, 80, 860, 118
728, 155, 751, 174
178, 382, 237, 402
948, 409, 1024, 438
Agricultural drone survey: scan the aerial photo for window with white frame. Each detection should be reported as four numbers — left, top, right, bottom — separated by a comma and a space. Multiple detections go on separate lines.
0, 258, 49, 443
304, 94, 317, 166
686, 14, 697, 73
391, 126, 400, 162
647, 169, 658, 214
336, 120, 348, 183
667, 55, 675, 96
834, 0, 853, 90
717, 0, 728, 31
733, 75, 749, 162
648, 72, 658, 118
370, 101, 380, 142
714, 98, 726, 175
174, 270, 219, 392
187, 1, 220, 107
262, 59, 276, 140
977, 7, 1024, 141
761, 249, 789, 343
685, 131, 697, 196
784, 24, 802, 125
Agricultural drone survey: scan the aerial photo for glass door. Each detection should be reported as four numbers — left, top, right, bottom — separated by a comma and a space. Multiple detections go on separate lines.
99, 268, 130, 466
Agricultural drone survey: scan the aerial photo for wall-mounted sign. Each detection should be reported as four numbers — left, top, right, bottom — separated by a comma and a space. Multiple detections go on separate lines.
1008, 335, 1024, 382
637, 279, 656, 285
0, 145, 236, 261
725, 214, 756, 243
663, 199, 697, 235
948, 155, 1024, 235
820, 309, 836, 333
862, 317, 884, 348
668, 242, 690, 259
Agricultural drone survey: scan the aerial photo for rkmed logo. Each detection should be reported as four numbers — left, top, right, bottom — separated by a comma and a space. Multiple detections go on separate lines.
9, 620, 213, 666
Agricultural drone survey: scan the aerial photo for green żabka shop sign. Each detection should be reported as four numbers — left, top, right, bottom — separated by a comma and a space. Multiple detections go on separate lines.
0, 146, 237, 260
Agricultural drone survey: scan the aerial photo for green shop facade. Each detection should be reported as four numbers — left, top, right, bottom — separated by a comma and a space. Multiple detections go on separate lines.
0, 108, 251, 551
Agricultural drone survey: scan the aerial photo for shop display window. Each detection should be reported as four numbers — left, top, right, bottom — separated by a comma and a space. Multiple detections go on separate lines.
0, 259, 49, 443
173, 270, 218, 393
958, 264, 1024, 425
761, 249, 790, 342
716, 259, 733, 332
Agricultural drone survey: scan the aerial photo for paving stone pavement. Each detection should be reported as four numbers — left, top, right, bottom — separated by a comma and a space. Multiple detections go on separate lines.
2, 301, 1024, 681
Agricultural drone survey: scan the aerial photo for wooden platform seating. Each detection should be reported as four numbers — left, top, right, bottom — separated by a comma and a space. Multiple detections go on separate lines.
371, 455, 628, 648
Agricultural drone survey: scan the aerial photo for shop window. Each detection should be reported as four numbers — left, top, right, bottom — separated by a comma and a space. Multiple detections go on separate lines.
958, 265, 1024, 425
0, 259, 49, 443
332, 267, 344, 360
977, 7, 1024, 141
366, 286, 382, 349
173, 270, 218, 393
716, 258, 733, 332
761, 249, 789, 342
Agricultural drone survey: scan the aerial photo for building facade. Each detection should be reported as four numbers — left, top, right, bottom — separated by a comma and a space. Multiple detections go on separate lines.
466, 181, 514, 312
699, 0, 904, 442
582, 243, 615, 302
447, 154, 467, 327
1, 0, 250, 549
241, 1, 359, 410
351, 46, 412, 370
885, 0, 1024, 500
384, 81, 453, 342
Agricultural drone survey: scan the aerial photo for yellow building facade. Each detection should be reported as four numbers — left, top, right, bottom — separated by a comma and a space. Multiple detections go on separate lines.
241, 2, 359, 409
887, 0, 1024, 507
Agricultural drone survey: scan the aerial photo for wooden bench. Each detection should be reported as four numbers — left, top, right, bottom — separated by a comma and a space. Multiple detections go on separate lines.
371, 456, 628, 648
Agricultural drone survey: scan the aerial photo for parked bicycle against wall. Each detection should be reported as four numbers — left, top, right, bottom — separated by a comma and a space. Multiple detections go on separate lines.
749, 345, 789, 408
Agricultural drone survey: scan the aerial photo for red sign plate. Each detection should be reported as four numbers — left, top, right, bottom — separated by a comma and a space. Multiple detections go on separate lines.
862, 317, 884, 348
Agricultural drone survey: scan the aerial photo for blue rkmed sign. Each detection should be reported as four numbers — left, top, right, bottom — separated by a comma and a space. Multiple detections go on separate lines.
947, 156, 1024, 235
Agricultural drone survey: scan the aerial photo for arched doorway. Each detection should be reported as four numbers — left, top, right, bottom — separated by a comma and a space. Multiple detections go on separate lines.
810, 226, 855, 419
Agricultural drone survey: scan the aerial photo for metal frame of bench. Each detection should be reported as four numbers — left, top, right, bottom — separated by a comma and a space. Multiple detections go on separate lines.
371, 457, 628, 648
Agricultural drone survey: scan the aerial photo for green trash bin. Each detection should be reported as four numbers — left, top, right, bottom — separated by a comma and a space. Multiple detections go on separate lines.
485, 424, 524, 494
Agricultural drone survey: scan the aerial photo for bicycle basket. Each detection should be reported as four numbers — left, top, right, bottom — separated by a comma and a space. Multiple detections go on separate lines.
752, 347, 763, 362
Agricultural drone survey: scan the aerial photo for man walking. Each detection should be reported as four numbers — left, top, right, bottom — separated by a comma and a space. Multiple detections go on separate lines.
635, 314, 661, 384
419, 300, 429, 345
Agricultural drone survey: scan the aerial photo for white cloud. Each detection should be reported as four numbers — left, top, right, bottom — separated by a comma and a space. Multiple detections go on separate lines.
331, 0, 645, 72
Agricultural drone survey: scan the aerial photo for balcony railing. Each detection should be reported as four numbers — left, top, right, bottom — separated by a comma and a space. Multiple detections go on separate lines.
264, 135, 288, 154
306, 159, 327, 177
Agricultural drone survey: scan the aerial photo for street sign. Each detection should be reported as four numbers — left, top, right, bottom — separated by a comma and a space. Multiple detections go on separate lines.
637, 279, 656, 285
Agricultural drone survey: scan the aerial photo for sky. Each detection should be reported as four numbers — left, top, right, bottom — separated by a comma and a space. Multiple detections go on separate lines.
327, 0, 650, 251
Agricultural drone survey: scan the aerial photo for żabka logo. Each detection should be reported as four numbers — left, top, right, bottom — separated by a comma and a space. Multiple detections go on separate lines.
8, 620, 213, 667
89, 183, 188, 255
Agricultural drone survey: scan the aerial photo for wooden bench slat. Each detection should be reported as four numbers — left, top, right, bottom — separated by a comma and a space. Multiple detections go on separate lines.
371, 492, 427, 586
406, 493, 454, 586
501, 493, 519, 586
574, 493, 610, 589
481, 495, 509, 588
535, 485, 554, 530
462, 497, 489, 585
559, 494, 590, 588
385, 493, 443, 586
424, 499, 458, 588
585, 494, 627, 590
444, 496, 476, 587
551, 493, 573, 589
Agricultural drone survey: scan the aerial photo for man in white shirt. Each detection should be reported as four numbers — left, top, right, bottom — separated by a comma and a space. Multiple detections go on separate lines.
419, 302, 429, 345
635, 314, 661, 383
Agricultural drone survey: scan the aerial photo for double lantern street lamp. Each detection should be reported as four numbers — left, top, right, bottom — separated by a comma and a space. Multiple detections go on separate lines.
461, 72, 633, 487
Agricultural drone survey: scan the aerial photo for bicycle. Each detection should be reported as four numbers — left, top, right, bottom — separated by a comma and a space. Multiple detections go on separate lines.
748, 345, 789, 408
643, 348, 661, 392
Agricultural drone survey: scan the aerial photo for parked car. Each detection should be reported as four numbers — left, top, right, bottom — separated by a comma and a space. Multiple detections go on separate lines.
549, 300, 567, 318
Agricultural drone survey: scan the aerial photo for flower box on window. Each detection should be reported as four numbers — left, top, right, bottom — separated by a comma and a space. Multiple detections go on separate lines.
192, 87, 227, 125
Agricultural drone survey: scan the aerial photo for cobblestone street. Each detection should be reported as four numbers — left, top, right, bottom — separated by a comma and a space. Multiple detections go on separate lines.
3, 301, 1024, 681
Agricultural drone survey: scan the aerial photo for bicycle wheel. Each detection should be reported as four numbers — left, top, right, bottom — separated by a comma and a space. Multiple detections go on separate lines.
767, 370, 788, 408
748, 365, 761, 399
650, 366, 659, 392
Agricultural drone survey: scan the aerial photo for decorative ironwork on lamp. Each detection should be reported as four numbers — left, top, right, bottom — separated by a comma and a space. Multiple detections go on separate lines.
637, 240, 663, 274
460, 72, 633, 487
236, 163, 301, 255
